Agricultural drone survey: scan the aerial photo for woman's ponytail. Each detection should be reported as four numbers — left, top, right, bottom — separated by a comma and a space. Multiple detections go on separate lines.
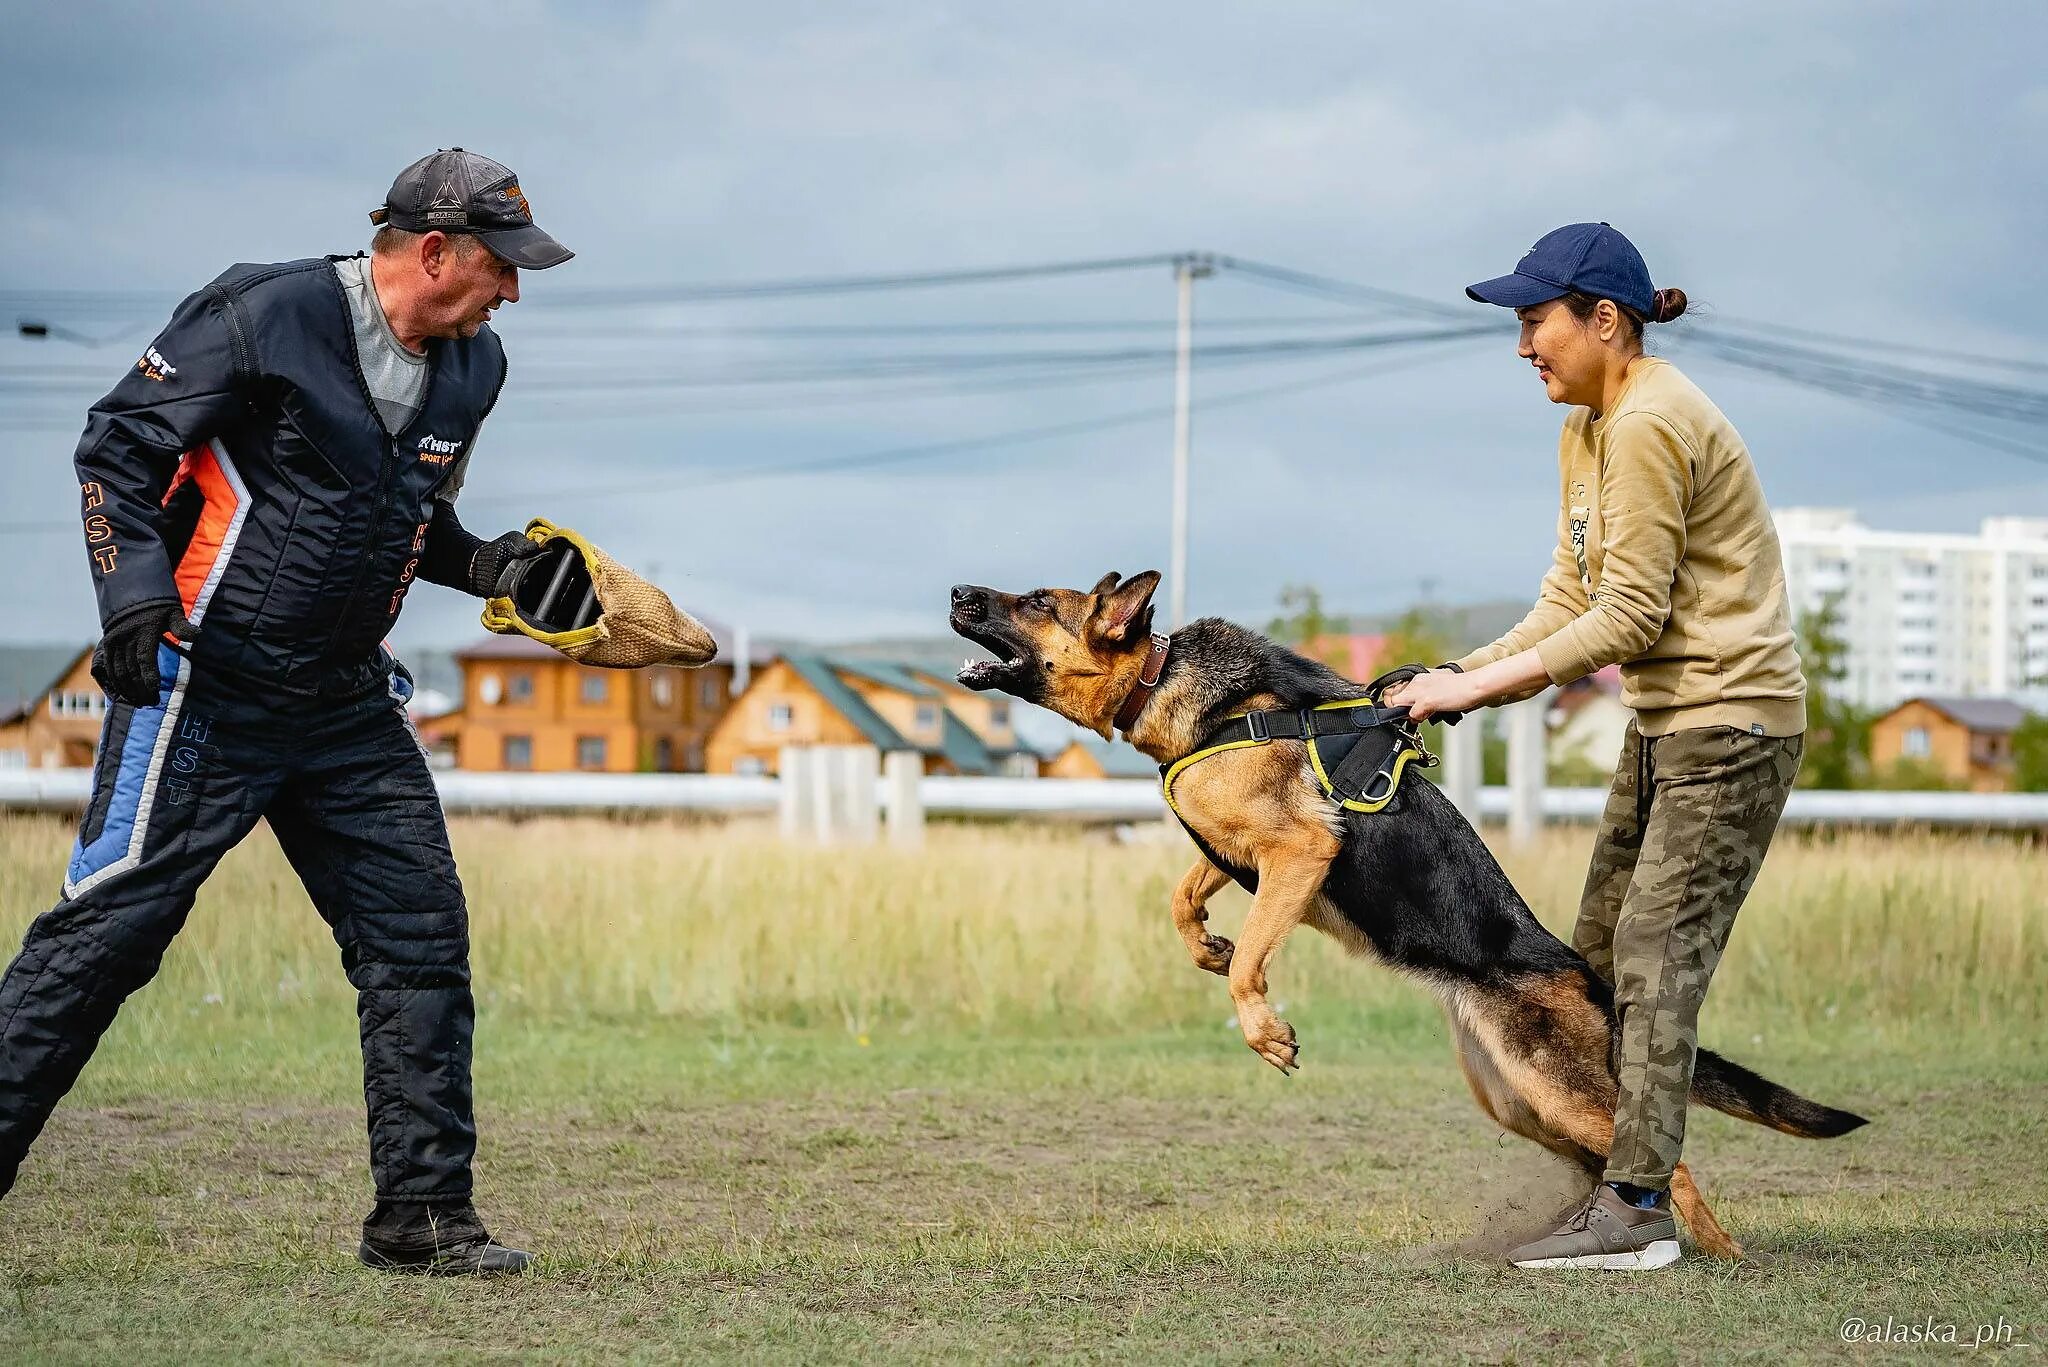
1650, 288, 1688, 324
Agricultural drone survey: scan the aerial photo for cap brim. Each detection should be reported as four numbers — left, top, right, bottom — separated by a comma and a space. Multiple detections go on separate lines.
1464, 272, 1567, 309
475, 222, 574, 270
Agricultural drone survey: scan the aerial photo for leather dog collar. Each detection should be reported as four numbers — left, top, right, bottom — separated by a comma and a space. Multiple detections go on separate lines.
1113, 633, 1172, 735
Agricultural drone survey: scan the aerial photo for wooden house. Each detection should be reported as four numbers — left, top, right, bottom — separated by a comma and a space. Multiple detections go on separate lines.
0, 646, 103, 770
1869, 696, 2029, 792
704, 655, 1038, 776
432, 633, 748, 773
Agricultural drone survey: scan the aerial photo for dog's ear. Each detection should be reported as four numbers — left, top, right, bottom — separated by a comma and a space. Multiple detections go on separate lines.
1089, 571, 1123, 597
1091, 569, 1162, 646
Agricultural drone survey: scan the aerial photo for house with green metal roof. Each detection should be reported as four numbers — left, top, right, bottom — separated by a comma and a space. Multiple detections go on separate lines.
705, 653, 1040, 777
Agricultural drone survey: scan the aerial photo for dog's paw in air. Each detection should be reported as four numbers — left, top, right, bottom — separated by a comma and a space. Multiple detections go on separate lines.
1191, 933, 1235, 976
1238, 1006, 1300, 1074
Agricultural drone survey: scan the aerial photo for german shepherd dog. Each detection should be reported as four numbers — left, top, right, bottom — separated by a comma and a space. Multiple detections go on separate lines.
949, 570, 1866, 1260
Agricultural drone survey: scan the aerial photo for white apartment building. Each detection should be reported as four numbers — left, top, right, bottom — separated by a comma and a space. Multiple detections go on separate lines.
1774, 508, 2048, 712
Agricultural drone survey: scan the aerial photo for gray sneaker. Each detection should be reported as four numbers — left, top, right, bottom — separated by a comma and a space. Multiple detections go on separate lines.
1509, 1185, 1681, 1271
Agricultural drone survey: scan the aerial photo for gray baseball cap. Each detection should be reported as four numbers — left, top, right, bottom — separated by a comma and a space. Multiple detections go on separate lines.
370, 149, 574, 270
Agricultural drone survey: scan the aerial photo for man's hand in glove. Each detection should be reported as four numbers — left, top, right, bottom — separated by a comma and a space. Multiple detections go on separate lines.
90, 600, 192, 707
469, 531, 547, 599
415, 504, 539, 599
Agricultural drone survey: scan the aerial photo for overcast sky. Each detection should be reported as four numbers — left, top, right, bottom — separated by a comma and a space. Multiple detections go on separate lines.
3, 1, 2044, 657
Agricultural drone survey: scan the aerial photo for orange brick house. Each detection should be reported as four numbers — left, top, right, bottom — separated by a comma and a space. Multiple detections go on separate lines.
428, 634, 746, 772
0, 646, 103, 769
704, 655, 1038, 777
1869, 696, 2029, 792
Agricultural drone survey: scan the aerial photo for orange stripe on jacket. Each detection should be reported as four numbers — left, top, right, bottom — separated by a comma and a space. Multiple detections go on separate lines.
171, 445, 240, 617
160, 455, 194, 509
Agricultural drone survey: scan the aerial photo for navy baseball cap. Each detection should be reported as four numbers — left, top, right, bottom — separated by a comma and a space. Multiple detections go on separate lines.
1466, 223, 1653, 318
370, 149, 574, 270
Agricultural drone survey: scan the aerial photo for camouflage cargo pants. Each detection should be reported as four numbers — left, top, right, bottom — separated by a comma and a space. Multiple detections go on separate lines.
1574, 722, 1803, 1187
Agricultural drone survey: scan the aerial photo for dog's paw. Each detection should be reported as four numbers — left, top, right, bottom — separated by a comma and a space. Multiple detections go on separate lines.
1239, 1007, 1299, 1074
1191, 933, 1234, 976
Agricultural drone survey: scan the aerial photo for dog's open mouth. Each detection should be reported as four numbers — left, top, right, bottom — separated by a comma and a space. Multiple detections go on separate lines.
950, 611, 1030, 692
957, 651, 1019, 690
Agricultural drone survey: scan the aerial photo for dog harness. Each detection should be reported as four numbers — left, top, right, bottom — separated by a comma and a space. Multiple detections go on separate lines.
1160, 666, 1441, 819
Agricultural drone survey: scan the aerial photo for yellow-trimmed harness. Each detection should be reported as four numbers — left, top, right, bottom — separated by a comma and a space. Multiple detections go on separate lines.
1161, 685, 1438, 821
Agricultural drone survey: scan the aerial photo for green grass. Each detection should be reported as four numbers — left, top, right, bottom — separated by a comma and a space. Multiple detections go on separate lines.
0, 817, 2042, 1362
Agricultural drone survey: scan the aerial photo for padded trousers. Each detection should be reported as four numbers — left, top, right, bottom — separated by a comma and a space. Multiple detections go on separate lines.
0, 645, 475, 1203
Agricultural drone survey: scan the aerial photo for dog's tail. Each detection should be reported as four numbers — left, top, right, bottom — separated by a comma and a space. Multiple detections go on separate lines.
1691, 1048, 1869, 1138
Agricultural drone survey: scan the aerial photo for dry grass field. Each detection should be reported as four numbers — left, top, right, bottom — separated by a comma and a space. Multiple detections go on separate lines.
0, 814, 2041, 1362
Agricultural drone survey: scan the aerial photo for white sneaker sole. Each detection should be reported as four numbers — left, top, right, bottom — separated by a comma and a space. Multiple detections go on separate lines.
1513, 1238, 1682, 1271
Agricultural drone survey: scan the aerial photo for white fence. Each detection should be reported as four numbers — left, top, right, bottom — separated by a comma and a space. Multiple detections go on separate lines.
4, 692, 2039, 832
5, 764, 2048, 829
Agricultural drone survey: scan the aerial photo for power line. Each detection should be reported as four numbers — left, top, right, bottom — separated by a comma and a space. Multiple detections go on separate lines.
1704, 315, 2048, 377
494, 324, 1488, 420
498, 338, 1473, 419
530, 253, 1188, 308
1212, 254, 2048, 453
0, 323, 1496, 406
1222, 257, 2048, 378
465, 343, 1486, 507
1686, 332, 2048, 426
10, 246, 2046, 376
0, 345, 1406, 428
0, 339, 1491, 534
1215, 256, 1475, 322
0, 324, 1412, 393
488, 311, 1378, 340
0, 253, 1187, 320
1689, 347, 2048, 464
9, 246, 2044, 473
493, 323, 1498, 394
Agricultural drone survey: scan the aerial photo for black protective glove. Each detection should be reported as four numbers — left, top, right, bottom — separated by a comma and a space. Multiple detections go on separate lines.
469, 530, 547, 599
90, 600, 190, 707
415, 501, 547, 599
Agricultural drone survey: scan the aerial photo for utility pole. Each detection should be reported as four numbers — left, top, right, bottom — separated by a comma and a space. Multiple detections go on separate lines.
1169, 252, 1214, 629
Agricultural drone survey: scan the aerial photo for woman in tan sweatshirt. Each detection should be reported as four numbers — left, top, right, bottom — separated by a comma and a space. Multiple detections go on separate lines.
1390, 224, 1805, 1271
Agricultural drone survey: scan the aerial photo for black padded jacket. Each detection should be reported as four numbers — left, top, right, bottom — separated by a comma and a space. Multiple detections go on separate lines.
73, 256, 505, 698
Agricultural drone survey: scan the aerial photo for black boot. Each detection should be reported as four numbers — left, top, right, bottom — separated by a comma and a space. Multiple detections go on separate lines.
357, 1200, 533, 1276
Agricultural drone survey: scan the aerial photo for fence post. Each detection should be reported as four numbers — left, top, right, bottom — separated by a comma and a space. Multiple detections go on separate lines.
1439, 712, 1482, 827
839, 745, 880, 846
884, 750, 924, 850
1506, 688, 1552, 847
810, 744, 841, 843
779, 745, 813, 840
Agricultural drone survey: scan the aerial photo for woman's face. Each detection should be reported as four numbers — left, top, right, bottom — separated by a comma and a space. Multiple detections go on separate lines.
1514, 299, 1610, 407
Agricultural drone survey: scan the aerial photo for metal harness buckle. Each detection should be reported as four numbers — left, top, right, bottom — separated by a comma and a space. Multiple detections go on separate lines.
1401, 717, 1441, 769
1358, 764, 1400, 806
